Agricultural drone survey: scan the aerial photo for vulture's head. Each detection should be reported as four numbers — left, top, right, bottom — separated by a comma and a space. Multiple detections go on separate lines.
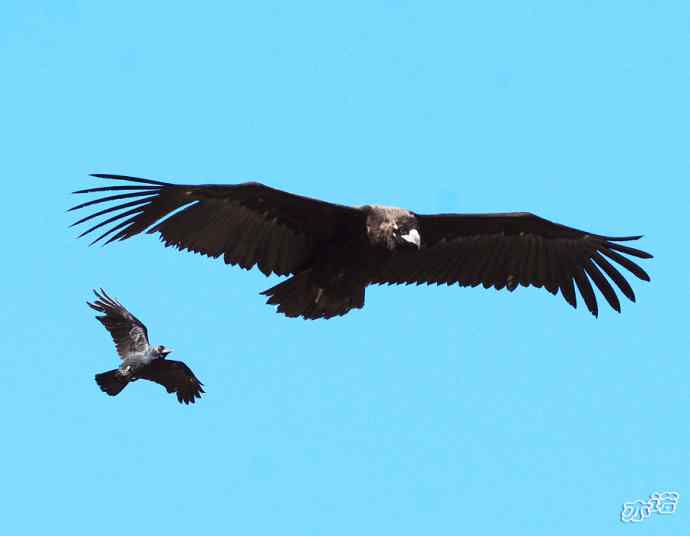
156, 345, 173, 358
365, 206, 421, 251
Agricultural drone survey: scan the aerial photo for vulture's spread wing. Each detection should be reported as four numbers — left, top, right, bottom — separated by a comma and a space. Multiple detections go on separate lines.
70, 174, 365, 277
371, 212, 652, 316
88, 289, 150, 358
137, 359, 205, 404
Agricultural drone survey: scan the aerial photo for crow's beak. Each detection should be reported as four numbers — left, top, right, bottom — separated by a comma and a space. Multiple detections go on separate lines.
400, 229, 421, 248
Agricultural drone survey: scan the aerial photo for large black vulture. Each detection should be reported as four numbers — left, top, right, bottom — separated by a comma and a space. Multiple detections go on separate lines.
71, 175, 652, 319
89, 289, 204, 404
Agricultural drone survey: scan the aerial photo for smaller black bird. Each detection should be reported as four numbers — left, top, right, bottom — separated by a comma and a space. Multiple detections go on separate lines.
89, 289, 204, 404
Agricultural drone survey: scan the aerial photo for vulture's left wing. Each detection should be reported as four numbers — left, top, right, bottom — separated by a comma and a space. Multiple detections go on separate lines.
370, 212, 652, 316
137, 359, 205, 404
70, 174, 365, 277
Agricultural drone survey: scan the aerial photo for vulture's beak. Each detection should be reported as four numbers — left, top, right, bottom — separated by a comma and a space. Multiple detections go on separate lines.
400, 229, 421, 248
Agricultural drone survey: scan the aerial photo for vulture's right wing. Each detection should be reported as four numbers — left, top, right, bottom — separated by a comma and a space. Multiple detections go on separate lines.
70, 175, 365, 277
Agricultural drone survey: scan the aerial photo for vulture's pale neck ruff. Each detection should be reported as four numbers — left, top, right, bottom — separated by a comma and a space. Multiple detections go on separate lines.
364, 205, 421, 250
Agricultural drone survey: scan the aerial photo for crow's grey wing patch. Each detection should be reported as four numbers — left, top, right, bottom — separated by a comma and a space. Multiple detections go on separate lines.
88, 289, 150, 358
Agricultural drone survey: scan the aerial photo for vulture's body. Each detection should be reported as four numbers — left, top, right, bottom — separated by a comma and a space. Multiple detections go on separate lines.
71, 175, 652, 319
261, 205, 422, 317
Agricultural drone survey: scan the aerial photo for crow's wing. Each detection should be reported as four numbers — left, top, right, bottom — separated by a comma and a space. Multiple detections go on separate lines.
70, 174, 365, 277
137, 359, 205, 404
370, 212, 652, 316
88, 289, 150, 358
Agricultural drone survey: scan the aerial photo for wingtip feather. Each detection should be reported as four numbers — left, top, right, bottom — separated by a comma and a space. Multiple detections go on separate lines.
89, 173, 171, 186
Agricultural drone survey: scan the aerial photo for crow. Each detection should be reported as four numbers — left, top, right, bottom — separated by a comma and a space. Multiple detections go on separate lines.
71, 174, 652, 319
89, 289, 204, 404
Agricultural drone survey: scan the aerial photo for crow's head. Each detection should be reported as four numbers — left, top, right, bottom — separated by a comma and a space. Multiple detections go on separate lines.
156, 345, 173, 358
365, 206, 421, 250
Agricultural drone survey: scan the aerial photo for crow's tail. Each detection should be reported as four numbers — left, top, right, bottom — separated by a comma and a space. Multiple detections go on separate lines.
95, 369, 129, 397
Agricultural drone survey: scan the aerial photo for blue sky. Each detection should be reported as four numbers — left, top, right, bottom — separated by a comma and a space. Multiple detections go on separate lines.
2, 1, 689, 534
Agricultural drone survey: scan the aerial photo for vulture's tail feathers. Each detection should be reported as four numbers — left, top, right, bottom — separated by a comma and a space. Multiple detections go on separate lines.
261, 272, 365, 320
95, 369, 130, 397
